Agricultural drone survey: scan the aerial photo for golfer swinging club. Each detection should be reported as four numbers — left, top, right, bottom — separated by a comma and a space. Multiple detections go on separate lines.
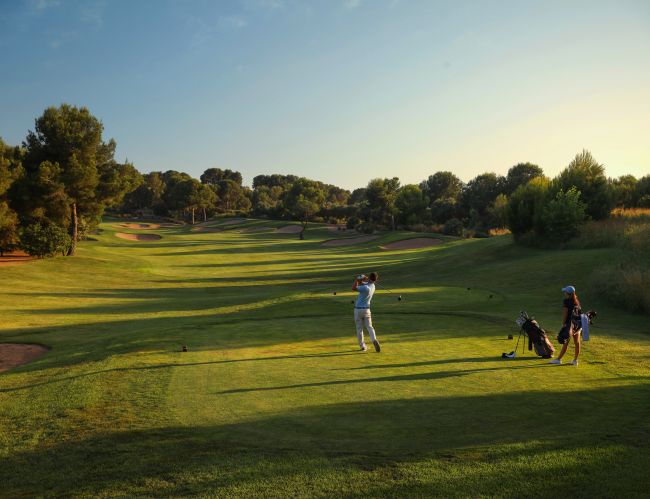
352, 272, 381, 352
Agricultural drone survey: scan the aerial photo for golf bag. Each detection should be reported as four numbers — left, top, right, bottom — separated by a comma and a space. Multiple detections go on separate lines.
557, 310, 597, 345
515, 311, 555, 358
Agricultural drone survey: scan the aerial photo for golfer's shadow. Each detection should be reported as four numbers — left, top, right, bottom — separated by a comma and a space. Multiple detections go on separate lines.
216, 362, 546, 395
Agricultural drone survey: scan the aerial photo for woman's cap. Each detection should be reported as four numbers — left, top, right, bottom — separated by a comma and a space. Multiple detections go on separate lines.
562, 285, 576, 294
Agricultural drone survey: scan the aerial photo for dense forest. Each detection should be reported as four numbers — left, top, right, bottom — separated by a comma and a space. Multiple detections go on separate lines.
1, 104, 649, 257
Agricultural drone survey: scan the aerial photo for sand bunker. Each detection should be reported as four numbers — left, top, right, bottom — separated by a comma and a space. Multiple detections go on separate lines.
380, 237, 443, 250
120, 223, 160, 229
120, 222, 178, 229
277, 225, 304, 234
0, 251, 36, 267
219, 219, 246, 226
191, 226, 222, 233
115, 232, 162, 241
0, 344, 50, 373
322, 235, 379, 247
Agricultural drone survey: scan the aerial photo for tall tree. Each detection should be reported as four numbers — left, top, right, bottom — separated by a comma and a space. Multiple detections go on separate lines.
97, 160, 142, 209
420, 171, 463, 203
283, 178, 326, 239
0, 138, 23, 256
21, 105, 120, 255
555, 150, 613, 220
504, 163, 544, 195
636, 175, 650, 207
461, 173, 505, 216
168, 178, 216, 224
348, 188, 367, 206
395, 184, 429, 225
506, 176, 550, 237
611, 175, 637, 208
365, 177, 400, 229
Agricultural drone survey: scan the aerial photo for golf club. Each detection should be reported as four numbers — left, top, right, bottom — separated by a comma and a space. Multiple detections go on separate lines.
354, 275, 402, 301
376, 283, 401, 300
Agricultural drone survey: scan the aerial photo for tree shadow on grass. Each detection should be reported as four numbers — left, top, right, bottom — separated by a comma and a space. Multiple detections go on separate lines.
339, 356, 535, 370
0, 350, 362, 393
216, 363, 548, 394
1, 385, 648, 497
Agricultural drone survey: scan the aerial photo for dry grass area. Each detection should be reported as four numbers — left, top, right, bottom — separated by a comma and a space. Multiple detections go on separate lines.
611, 207, 650, 218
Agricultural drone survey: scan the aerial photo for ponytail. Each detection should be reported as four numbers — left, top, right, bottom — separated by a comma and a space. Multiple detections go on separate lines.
573, 293, 581, 311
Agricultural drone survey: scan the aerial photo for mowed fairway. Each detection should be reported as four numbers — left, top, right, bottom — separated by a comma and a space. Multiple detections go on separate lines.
1, 218, 649, 498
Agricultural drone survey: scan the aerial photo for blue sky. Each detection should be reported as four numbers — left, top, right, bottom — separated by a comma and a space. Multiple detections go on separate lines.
1, 0, 648, 189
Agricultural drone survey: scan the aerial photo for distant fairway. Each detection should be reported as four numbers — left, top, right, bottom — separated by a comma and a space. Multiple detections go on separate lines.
0, 218, 648, 497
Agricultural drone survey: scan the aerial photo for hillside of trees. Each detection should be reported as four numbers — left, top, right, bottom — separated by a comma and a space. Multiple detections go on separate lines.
2, 104, 649, 257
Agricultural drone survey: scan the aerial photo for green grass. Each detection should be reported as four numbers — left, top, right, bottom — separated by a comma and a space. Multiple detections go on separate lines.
1, 217, 649, 498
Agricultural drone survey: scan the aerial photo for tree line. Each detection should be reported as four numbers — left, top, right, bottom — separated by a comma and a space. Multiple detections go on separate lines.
2, 104, 649, 256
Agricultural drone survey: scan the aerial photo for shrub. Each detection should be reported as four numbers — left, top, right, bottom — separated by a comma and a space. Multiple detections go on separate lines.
20, 222, 71, 257
555, 149, 613, 220
443, 218, 463, 236
538, 188, 587, 242
346, 216, 360, 230
356, 222, 376, 234
507, 177, 550, 237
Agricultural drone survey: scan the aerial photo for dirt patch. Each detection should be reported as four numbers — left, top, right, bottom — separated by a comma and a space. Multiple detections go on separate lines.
0, 344, 50, 373
322, 235, 379, 247
0, 250, 36, 267
277, 225, 303, 234
380, 237, 443, 250
115, 232, 162, 241
190, 226, 222, 233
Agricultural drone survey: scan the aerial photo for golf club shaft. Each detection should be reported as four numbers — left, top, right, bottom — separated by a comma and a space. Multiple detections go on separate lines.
375, 283, 397, 294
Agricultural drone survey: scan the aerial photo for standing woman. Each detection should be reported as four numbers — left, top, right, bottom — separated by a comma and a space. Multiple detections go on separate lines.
550, 285, 582, 366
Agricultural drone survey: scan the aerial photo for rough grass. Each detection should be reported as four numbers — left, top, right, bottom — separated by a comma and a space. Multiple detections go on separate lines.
576, 215, 650, 313
0, 217, 649, 497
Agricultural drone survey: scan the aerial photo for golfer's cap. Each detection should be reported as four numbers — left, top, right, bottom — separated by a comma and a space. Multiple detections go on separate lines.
562, 285, 576, 294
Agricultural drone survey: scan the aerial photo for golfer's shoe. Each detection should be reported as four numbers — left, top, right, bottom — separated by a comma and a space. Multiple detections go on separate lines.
549, 358, 562, 365
571, 359, 579, 366
360, 345, 367, 352
373, 340, 381, 353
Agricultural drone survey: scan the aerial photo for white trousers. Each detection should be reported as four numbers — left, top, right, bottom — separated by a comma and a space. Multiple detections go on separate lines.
354, 308, 377, 348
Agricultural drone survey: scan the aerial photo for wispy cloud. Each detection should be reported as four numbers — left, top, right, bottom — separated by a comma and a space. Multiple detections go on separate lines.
241, 0, 285, 11
80, 1, 106, 28
188, 14, 248, 48
218, 15, 248, 29
26, 0, 61, 13
48, 30, 77, 49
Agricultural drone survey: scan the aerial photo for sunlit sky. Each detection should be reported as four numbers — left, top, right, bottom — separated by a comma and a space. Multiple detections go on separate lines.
1, 0, 649, 189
